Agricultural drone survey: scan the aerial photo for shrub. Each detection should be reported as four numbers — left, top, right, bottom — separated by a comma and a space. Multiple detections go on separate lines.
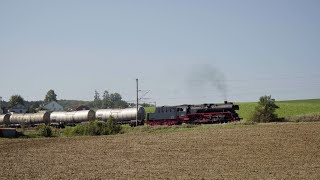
63, 117, 122, 136
249, 95, 279, 123
37, 124, 53, 137
106, 116, 122, 135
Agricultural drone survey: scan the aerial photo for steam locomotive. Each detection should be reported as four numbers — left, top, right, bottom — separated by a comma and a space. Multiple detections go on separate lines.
0, 101, 240, 127
147, 101, 240, 125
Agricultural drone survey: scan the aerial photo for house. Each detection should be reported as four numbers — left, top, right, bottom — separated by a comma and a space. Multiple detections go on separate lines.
9, 104, 28, 114
43, 101, 64, 112
76, 105, 90, 111
66, 105, 90, 111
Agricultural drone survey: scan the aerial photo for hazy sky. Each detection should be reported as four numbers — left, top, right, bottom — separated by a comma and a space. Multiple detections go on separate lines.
1, 0, 319, 105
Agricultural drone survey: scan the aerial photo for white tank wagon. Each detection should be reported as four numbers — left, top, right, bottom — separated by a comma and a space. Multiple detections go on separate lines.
50, 110, 95, 125
0, 114, 11, 126
9, 112, 50, 126
95, 107, 146, 126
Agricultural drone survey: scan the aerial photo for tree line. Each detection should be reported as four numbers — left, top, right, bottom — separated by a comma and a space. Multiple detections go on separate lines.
1, 90, 59, 113
1, 89, 131, 113
90, 90, 129, 109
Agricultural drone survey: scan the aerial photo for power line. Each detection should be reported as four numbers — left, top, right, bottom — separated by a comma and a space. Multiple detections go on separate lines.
188, 74, 320, 83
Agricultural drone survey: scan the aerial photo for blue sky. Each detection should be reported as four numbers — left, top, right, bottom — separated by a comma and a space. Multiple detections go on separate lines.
0, 0, 319, 105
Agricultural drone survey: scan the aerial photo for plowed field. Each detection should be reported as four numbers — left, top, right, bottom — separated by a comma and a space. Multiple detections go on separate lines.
1, 123, 320, 179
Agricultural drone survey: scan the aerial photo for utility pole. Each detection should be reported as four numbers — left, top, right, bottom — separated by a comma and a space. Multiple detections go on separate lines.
136, 79, 138, 126
0, 96, 2, 115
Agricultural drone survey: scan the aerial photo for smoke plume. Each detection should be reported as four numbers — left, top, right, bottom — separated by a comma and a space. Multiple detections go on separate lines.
187, 64, 228, 100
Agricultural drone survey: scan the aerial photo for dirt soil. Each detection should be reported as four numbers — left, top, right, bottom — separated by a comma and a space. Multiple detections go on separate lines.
1, 123, 320, 179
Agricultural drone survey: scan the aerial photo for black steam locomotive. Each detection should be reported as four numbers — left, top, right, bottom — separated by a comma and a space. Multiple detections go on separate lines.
146, 101, 240, 125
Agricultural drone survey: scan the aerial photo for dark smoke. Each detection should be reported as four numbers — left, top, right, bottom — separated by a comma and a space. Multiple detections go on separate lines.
187, 64, 228, 100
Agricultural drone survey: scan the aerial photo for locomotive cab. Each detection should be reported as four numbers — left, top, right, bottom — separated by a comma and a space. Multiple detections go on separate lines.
146, 106, 185, 125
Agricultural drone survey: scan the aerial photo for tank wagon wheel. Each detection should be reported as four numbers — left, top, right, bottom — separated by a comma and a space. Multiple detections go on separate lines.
225, 118, 229, 123
130, 123, 136, 127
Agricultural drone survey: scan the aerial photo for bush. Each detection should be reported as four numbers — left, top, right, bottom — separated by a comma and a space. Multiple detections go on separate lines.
249, 95, 279, 123
63, 117, 122, 136
106, 116, 122, 135
37, 124, 53, 137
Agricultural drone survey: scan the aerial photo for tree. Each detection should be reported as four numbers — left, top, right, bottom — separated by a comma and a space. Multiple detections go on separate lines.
110, 93, 122, 102
91, 90, 128, 109
249, 95, 279, 123
28, 103, 40, 113
44, 90, 57, 102
93, 90, 101, 108
102, 90, 110, 100
101, 90, 111, 108
114, 100, 129, 108
109, 93, 129, 108
8, 95, 25, 108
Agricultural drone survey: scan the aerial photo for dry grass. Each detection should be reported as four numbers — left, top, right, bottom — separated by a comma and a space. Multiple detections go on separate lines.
285, 113, 320, 122
1, 123, 320, 179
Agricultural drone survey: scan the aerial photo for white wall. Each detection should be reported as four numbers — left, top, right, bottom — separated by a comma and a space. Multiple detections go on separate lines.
44, 101, 64, 111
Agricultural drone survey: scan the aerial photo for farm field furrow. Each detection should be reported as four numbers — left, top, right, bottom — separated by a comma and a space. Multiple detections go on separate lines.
1, 122, 320, 179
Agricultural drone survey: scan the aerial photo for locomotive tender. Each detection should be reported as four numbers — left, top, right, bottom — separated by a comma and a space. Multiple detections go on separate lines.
0, 102, 240, 127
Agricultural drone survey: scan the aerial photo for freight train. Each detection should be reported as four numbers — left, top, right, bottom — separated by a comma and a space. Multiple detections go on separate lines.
0, 101, 240, 127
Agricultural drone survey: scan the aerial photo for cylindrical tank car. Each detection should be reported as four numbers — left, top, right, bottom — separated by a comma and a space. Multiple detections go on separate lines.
9, 112, 50, 126
0, 114, 11, 126
50, 110, 95, 125
96, 107, 146, 125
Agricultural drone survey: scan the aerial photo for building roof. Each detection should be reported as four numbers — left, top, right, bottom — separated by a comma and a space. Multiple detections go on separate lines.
43, 101, 63, 107
11, 104, 27, 109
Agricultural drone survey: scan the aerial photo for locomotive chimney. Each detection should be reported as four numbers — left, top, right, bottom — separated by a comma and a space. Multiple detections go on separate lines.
224, 101, 228, 104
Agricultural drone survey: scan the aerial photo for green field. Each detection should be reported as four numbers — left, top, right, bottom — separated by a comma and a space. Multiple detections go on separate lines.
238, 99, 320, 120
144, 106, 156, 114
144, 99, 320, 121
